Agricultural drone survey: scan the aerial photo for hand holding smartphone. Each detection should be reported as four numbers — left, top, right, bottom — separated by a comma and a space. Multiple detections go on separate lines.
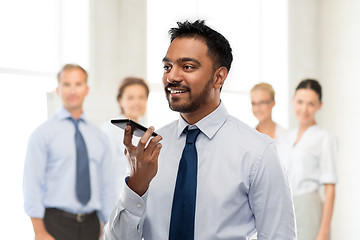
111, 119, 158, 137
113, 118, 162, 196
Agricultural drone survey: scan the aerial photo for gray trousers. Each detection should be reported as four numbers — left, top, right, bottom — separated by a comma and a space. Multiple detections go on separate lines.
293, 192, 323, 240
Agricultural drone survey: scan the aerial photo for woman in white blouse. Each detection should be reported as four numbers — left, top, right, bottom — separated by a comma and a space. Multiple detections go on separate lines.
102, 77, 149, 197
278, 79, 337, 240
250, 82, 286, 140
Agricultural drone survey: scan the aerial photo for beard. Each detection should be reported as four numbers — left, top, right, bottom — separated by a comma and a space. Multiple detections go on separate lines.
165, 77, 213, 113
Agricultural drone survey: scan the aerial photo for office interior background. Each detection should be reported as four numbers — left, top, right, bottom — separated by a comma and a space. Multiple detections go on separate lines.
0, 0, 359, 238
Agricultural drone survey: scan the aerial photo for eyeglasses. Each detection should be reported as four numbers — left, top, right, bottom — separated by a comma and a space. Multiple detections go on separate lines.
251, 100, 273, 107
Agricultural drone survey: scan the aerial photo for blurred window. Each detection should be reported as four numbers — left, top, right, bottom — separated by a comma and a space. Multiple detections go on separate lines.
0, 0, 89, 238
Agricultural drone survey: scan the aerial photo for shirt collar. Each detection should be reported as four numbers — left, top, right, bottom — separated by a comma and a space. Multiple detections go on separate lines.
177, 101, 228, 139
56, 106, 87, 124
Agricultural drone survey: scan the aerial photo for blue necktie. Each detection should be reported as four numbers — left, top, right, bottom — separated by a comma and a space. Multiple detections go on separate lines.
169, 126, 201, 240
69, 118, 91, 205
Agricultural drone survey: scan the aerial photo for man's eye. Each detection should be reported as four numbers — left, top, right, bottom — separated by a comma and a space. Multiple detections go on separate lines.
184, 65, 193, 70
163, 65, 171, 72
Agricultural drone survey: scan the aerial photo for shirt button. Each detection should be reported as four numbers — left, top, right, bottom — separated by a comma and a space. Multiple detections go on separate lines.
137, 203, 142, 208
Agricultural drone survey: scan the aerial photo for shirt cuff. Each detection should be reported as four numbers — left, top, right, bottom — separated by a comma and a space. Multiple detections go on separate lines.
24, 205, 46, 219
120, 178, 148, 217
320, 174, 337, 184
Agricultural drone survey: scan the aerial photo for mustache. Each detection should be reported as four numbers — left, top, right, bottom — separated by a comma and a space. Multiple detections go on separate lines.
164, 83, 190, 91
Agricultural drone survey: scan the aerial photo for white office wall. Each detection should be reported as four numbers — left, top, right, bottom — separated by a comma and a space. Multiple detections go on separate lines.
318, 0, 360, 238
86, 0, 147, 126
288, 0, 320, 127
289, 0, 360, 237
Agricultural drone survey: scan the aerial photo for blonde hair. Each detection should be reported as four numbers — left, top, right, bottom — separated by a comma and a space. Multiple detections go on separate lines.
251, 82, 275, 101
57, 64, 88, 83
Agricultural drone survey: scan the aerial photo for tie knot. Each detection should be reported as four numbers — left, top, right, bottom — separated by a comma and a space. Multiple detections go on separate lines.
68, 117, 80, 128
184, 127, 201, 144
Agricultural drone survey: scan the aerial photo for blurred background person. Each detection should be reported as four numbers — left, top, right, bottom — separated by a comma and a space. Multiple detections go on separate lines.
250, 82, 285, 140
278, 79, 337, 240
102, 77, 149, 197
23, 64, 116, 240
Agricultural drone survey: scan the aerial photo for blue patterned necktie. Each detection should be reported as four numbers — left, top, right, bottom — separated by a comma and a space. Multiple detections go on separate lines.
169, 126, 201, 240
69, 118, 91, 205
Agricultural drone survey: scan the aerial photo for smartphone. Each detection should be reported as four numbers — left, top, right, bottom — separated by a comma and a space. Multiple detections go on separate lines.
111, 119, 158, 137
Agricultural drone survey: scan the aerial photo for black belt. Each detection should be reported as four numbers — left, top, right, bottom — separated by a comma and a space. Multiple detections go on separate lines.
46, 208, 98, 223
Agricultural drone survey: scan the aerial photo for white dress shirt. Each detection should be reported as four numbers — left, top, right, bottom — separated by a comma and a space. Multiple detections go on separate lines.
277, 125, 337, 196
274, 123, 286, 141
104, 102, 296, 240
254, 123, 286, 142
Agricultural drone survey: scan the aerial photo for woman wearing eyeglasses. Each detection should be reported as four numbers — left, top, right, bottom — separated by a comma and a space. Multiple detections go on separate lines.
278, 79, 337, 240
250, 82, 285, 140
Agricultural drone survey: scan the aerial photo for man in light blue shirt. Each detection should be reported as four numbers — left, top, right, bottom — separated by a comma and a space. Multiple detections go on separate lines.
104, 20, 296, 239
23, 64, 117, 240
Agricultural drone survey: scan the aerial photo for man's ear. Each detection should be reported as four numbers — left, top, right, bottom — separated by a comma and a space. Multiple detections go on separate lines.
213, 67, 228, 90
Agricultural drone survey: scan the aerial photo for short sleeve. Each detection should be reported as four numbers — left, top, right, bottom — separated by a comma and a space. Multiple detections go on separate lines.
319, 133, 338, 184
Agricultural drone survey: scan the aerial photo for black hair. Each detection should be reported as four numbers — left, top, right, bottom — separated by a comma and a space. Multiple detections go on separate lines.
296, 78, 322, 101
169, 20, 233, 72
